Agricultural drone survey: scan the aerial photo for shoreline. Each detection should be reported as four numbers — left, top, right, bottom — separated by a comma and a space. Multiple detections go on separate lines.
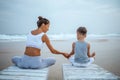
0, 37, 120, 80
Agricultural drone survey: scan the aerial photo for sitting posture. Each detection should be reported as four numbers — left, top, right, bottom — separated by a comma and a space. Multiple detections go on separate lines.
12, 16, 68, 69
68, 27, 95, 67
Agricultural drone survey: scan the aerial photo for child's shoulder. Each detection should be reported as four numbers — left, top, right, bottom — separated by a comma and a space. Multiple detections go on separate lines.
84, 41, 90, 46
72, 42, 75, 46
72, 41, 79, 45
85, 41, 91, 47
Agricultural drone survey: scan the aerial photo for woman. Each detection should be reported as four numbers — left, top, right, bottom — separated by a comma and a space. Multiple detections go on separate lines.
12, 16, 68, 69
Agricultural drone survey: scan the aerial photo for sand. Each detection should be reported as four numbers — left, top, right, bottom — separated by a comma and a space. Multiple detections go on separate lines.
0, 37, 120, 80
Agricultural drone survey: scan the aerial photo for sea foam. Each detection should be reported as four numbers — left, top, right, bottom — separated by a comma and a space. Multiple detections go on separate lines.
0, 33, 120, 42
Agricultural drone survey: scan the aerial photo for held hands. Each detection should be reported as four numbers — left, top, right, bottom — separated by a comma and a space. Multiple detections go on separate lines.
62, 53, 70, 59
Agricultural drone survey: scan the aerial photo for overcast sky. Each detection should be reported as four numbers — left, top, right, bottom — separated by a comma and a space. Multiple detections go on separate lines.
0, 0, 120, 34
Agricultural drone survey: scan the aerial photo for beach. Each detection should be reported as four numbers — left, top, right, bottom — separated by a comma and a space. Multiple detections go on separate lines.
0, 37, 120, 80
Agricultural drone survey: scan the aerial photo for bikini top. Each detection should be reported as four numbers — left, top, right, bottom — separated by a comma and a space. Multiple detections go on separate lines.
26, 32, 44, 49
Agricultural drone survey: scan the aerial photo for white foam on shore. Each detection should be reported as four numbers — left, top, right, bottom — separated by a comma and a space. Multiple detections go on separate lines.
0, 33, 120, 42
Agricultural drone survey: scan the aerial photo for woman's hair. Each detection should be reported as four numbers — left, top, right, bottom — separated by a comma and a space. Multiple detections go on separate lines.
37, 16, 50, 28
77, 26, 87, 35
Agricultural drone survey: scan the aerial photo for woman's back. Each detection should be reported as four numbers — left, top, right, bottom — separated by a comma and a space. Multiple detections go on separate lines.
26, 31, 44, 49
25, 30, 44, 56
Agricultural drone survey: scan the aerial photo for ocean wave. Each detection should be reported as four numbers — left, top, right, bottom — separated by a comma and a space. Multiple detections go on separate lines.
0, 34, 27, 41
0, 33, 120, 42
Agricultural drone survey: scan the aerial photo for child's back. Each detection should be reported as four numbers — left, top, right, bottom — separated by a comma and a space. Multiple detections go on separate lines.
74, 41, 90, 64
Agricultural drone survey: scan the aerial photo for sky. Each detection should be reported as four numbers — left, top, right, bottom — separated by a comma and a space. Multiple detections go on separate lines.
0, 0, 120, 35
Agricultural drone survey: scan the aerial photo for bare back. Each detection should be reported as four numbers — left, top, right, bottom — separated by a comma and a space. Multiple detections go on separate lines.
24, 29, 43, 56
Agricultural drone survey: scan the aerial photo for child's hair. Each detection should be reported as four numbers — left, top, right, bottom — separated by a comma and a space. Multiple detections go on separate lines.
37, 16, 49, 28
77, 26, 87, 35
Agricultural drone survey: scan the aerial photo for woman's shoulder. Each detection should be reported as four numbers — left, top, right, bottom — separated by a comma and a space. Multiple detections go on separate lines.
41, 33, 50, 42
30, 30, 44, 36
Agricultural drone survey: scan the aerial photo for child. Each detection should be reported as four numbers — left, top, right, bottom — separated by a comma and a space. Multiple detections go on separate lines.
68, 27, 95, 67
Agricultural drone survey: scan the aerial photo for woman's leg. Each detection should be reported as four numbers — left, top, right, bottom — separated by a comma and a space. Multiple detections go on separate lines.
12, 56, 22, 67
12, 56, 56, 69
39, 57, 56, 69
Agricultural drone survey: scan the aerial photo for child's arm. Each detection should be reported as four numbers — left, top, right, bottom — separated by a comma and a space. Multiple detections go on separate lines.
68, 42, 75, 58
87, 43, 96, 57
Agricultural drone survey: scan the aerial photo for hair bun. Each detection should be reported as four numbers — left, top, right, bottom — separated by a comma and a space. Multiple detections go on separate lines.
38, 16, 43, 20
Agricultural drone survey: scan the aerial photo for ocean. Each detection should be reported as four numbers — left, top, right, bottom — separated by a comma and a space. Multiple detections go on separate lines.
0, 33, 120, 42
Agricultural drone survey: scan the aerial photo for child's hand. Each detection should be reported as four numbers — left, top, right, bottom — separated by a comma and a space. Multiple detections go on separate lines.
91, 52, 96, 57
62, 53, 69, 58
67, 54, 71, 59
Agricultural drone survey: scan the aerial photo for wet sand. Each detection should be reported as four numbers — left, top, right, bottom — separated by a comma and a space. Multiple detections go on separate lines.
0, 37, 120, 80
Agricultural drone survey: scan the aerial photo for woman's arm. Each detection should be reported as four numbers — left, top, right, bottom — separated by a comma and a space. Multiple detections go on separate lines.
87, 43, 95, 57
42, 34, 68, 56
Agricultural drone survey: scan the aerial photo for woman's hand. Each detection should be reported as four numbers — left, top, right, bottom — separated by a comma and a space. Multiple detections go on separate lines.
62, 53, 69, 58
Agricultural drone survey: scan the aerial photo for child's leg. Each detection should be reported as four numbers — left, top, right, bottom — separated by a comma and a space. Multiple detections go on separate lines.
69, 56, 74, 63
87, 57, 95, 65
89, 57, 95, 63
39, 57, 56, 68
68, 56, 94, 67
68, 56, 83, 66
